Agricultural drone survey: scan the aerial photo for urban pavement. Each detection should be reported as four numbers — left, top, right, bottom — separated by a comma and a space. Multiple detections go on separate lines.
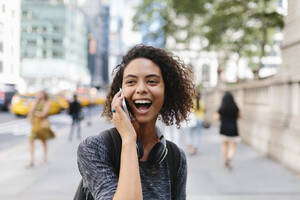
0, 114, 300, 200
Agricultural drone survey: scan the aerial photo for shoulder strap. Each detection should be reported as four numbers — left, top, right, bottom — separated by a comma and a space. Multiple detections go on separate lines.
101, 128, 122, 176
166, 140, 181, 198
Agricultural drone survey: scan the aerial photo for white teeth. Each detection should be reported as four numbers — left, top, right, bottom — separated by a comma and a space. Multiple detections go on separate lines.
134, 100, 151, 104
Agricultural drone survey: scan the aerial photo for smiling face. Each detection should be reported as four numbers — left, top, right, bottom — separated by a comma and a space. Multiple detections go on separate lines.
122, 58, 165, 124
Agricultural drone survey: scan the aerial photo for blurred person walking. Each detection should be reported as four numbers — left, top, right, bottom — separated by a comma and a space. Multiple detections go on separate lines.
68, 94, 82, 141
186, 91, 205, 155
26, 91, 55, 168
217, 91, 240, 170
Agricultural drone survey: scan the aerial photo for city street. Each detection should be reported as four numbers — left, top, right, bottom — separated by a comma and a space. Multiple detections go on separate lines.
0, 106, 299, 200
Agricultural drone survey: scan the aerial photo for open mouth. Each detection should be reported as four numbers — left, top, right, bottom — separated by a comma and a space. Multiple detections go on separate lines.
133, 99, 152, 113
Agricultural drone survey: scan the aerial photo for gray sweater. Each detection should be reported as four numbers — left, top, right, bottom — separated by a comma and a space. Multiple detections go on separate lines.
77, 133, 187, 200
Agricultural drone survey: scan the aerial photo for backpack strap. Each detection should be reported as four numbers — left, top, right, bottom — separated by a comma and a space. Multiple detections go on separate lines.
166, 140, 181, 199
100, 128, 122, 176
74, 129, 121, 200
106, 128, 122, 177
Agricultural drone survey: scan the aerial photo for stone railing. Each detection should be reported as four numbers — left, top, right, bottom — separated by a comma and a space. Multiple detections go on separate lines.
204, 76, 300, 173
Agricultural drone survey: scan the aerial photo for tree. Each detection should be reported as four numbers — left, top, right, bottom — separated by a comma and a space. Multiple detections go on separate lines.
175, 0, 284, 79
132, 0, 284, 80
132, 0, 174, 47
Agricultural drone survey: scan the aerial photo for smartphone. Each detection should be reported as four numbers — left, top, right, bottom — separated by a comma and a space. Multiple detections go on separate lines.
120, 88, 132, 120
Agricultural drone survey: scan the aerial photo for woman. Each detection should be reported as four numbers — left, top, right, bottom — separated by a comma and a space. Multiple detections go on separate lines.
26, 91, 55, 168
77, 45, 195, 199
217, 91, 240, 170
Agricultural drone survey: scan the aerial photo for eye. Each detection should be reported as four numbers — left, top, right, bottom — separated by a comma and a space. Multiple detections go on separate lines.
125, 80, 136, 85
147, 79, 158, 85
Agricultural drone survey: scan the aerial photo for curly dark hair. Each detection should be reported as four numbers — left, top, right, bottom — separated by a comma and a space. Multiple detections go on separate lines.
102, 44, 196, 127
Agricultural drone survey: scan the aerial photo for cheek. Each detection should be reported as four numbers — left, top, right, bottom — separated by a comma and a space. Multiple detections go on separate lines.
154, 87, 165, 107
121, 87, 134, 99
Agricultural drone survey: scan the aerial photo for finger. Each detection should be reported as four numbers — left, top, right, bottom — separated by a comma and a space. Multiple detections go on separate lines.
112, 90, 122, 102
111, 90, 123, 106
111, 93, 125, 114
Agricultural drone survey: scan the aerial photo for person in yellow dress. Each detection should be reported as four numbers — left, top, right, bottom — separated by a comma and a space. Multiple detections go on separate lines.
25, 91, 55, 168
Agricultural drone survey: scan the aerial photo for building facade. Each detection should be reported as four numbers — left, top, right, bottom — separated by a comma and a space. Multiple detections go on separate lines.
0, 0, 21, 85
21, 0, 90, 92
79, 0, 110, 88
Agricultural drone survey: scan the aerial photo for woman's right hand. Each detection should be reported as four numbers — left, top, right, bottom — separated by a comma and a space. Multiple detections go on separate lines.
111, 90, 137, 144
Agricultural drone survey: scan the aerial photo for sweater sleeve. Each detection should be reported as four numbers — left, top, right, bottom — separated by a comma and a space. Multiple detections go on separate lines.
174, 149, 187, 200
77, 136, 118, 200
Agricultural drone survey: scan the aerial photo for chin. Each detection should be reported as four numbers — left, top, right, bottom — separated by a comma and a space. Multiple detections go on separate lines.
135, 115, 156, 124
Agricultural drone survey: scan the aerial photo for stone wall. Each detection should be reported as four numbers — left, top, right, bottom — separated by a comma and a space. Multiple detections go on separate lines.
204, 77, 300, 173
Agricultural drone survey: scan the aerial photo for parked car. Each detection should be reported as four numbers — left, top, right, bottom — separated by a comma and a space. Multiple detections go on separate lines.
10, 93, 61, 116
0, 83, 16, 111
48, 95, 62, 115
10, 94, 34, 116
78, 94, 90, 107
95, 96, 106, 105
57, 95, 69, 110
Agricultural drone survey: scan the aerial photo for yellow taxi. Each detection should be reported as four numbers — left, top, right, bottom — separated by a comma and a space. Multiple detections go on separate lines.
10, 94, 34, 116
95, 96, 106, 105
57, 95, 69, 110
78, 94, 90, 107
10, 93, 61, 116
48, 96, 61, 115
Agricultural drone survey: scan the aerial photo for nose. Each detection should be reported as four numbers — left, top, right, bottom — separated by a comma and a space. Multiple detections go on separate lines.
136, 81, 148, 95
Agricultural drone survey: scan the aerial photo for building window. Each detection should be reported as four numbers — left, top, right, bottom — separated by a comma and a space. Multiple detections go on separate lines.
22, 11, 28, 17
32, 26, 38, 33
27, 39, 37, 45
22, 11, 32, 19
53, 51, 63, 58
43, 50, 47, 58
52, 38, 62, 45
42, 26, 47, 33
0, 61, 3, 73
53, 26, 60, 33
202, 64, 210, 82
43, 37, 47, 44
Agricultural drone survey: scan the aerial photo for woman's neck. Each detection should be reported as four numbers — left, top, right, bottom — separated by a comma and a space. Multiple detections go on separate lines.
136, 120, 159, 149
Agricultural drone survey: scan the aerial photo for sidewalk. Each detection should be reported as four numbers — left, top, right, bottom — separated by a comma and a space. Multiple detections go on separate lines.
0, 116, 299, 200
185, 127, 300, 200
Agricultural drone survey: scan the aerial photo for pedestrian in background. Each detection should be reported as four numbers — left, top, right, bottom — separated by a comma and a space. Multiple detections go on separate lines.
76, 45, 195, 199
217, 91, 240, 170
26, 91, 55, 168
186, 91, 205, 155
68, 94, 82, 141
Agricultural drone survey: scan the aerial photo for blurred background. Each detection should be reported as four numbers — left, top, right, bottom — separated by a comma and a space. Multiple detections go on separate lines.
0, 0, 300, 199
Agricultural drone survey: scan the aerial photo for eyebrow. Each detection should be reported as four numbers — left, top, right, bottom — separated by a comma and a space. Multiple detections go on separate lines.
124, 74, 161, 79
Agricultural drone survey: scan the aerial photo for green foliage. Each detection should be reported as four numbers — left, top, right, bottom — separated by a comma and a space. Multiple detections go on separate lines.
132, 0, 285, 78
132, 0, 175, 47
